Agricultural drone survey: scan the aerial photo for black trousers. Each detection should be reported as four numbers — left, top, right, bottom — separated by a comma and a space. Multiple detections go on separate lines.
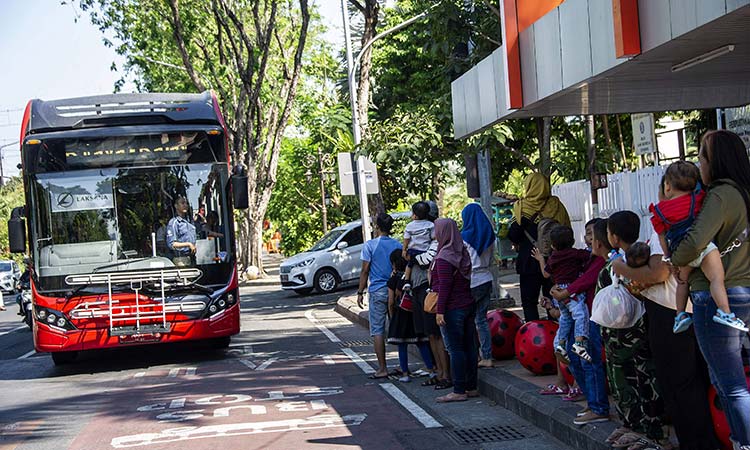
644, 300, 720, 450
519, 273, 553, 322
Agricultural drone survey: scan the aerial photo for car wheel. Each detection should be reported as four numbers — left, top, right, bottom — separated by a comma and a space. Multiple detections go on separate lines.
51, 351, 78, 365
314, 269, 339, 294
294, 288, 314, 296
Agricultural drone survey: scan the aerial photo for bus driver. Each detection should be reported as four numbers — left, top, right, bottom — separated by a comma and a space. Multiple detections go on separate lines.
167, 196, 197, 266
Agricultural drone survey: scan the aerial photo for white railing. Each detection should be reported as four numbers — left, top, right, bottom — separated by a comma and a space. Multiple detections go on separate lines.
552, 165, 667, 246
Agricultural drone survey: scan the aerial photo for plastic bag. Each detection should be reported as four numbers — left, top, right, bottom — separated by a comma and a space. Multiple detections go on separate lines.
591, 274, 645, 329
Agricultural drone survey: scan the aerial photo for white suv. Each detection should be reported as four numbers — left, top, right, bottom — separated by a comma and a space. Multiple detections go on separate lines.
0, 260, 21, 294
279, 220, 365, 295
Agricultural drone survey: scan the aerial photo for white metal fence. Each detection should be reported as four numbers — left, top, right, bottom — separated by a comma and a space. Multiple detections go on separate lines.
551, 165, 668, 246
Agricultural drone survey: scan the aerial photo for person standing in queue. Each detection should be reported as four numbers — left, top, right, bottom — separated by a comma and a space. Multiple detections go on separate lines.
357, 213, 403, 379
167, 196, 197, 267
508, 173, 571, 321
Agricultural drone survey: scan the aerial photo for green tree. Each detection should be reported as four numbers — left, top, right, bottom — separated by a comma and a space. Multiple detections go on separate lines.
77, 0, 311, 273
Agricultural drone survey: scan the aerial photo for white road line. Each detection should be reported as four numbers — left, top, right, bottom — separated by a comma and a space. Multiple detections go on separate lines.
168, 368, 179, 378
322, 355, 335, 365
134, 372, 146, 378
341, 348, 375, 374
0, 325, 26, 337
304, 310, 341, 343
17, 350, 35, 359
239, 359, 257, 370
255, 357, 277, 371
380, 383, 442, 428
186, 367, 196, 376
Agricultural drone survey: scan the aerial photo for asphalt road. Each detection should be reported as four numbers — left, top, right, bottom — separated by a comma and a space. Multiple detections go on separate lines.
0, 283, 572, 450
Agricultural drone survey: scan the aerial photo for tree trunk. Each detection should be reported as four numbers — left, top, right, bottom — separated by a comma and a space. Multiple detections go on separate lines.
536, 117, 552, 176
602, 114, 617, 169
615, 114, 628, 170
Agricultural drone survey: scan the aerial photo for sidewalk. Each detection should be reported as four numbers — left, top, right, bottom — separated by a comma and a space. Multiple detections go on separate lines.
334, 271, 618, 450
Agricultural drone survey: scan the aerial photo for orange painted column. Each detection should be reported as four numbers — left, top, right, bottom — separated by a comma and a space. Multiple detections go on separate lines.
612, 0, 641, 58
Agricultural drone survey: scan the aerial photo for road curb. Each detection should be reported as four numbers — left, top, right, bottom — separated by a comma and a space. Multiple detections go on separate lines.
335, 295, 615, 450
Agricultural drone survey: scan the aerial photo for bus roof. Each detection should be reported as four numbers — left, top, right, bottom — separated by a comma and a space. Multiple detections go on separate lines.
24, 91, 220, 136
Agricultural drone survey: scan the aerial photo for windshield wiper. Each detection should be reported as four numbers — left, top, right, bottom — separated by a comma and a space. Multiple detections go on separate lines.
92, 256, 162, 273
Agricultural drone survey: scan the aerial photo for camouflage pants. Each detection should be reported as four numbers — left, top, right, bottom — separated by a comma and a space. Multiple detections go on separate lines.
602, 317, 665, 440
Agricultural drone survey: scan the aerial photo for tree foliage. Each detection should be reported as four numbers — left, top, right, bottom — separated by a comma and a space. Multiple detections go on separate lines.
77, 0, 311, 273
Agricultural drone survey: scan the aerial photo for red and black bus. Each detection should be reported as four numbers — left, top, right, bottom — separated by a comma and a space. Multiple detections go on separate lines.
8, 92, 248, 364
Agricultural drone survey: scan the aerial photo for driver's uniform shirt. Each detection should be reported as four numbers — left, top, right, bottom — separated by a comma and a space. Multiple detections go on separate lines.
166, 216, 196, 255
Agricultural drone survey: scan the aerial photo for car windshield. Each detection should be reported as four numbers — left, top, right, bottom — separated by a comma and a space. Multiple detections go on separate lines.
30, 163, 232, 290
309, 229, 346, 252
0, 262, 11, 272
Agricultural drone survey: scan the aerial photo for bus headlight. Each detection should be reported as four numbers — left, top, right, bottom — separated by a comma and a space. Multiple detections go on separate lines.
34, 306, 76, 331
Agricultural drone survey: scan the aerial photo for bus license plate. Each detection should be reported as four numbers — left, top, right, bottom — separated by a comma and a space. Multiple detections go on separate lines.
120, 333, 162, 344
280, 275, 289, 282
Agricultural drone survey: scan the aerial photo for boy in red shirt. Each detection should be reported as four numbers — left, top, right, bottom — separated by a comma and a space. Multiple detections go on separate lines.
650, 161, 747, 333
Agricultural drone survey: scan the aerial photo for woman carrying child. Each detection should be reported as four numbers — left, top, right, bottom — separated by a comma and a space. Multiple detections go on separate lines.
670, 130, 750, 450
509, 173, 570, 321
386, 249, 435, 383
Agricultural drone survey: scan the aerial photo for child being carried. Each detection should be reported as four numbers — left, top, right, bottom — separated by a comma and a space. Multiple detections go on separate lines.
532, 225, 592, 361
401, 201, 435, 292
649, 161, 748, 333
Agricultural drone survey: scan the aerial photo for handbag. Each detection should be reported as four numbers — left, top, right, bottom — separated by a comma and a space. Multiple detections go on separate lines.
424, 290, 438, 314
399, 292, 414, 312
591, 272, 646, 329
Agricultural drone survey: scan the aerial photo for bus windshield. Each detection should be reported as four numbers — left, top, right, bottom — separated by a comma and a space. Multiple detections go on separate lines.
30, 163, 232, 290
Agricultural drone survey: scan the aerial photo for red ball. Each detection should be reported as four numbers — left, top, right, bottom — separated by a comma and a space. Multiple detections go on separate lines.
514, 320, 559, 375
558, 359, 575, 386
708, 366, 750, 450
487, 309, 524, 360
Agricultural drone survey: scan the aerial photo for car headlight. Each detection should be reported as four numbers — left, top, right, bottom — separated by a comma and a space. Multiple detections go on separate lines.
292, 258, 315, 269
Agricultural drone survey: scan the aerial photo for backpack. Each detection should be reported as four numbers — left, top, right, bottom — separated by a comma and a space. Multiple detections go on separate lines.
522, 198, 559, 258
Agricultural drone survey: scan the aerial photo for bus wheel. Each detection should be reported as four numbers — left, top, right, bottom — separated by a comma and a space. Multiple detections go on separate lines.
52, 351, 78, 365
211, 336, 231, 349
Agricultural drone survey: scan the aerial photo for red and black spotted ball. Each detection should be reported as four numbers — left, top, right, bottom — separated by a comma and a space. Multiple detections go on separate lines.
514, 320, 559, 375
487, 309, 524, 360
707, 365, 750, 450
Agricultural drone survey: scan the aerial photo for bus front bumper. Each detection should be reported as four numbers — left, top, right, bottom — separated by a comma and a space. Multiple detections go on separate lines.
33, 303, 240, 353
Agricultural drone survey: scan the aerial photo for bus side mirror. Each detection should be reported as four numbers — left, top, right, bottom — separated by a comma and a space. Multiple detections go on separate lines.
232, 165, 249, 209
8, 206, 26, 253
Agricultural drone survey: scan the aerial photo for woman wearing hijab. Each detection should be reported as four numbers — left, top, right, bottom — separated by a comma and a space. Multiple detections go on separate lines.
432, 218, 477, 403
508, 173, 571, 321
461, 203, 496, 368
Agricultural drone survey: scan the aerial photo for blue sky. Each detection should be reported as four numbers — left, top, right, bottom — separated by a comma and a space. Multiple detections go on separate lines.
0, 0, 372, 178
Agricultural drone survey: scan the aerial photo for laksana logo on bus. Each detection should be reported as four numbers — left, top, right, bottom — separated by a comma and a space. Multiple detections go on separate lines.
65, 144, 189, 159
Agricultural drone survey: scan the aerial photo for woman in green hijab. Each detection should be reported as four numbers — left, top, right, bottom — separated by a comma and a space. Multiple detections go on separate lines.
508, 173, 571, 321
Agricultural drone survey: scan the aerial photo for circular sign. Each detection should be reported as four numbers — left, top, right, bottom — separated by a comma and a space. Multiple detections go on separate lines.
57, 192, 74, 208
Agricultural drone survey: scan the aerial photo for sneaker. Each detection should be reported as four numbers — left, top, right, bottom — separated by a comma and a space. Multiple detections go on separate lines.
673, 311, 693, 333
713, 310, 749, 332
478, 359, 494, 368
573, 410, 610, 425
562, 387, 584, 401
576, 407, 590, 417
398, 375, 411, 383
571, 341, 592, 362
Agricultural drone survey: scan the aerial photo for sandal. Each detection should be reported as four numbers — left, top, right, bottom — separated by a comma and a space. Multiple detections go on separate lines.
713, 310, 749, 332
539, 384, 569, 395
434, 379, 454, 390
612, 432, 647, 448
420, 375, 438, 386
606, 426, 631, 444
571, 341, 592, 362
673, 311, 693, 333
562, 387, 584, 401
436, 392, 467, 403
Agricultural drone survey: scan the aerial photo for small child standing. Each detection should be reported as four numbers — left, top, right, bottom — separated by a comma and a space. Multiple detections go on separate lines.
402, 201, 435, 291
532, 225, 592, 361
649, 161, 748, 333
